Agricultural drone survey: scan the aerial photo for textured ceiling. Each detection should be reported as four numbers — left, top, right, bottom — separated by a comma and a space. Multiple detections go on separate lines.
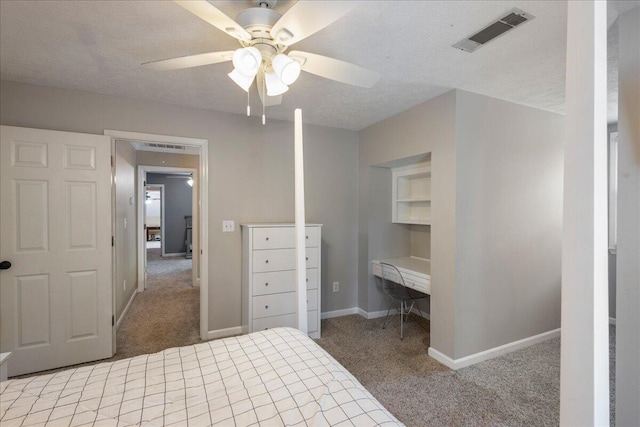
1, 1, 637, 130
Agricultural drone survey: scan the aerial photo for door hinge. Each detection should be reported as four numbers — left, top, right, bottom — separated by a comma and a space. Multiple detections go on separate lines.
144, 224, 147, 230
111, 156, 114, 167
112, 315, 115, 326
112, 236, 115, 247
144, 180, 146, 186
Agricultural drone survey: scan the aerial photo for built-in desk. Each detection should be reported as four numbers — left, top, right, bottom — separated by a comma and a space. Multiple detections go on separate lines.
372, 257, 431, 295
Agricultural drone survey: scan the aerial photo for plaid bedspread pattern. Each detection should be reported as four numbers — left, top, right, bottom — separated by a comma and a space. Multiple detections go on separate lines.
0, 328, 402, 426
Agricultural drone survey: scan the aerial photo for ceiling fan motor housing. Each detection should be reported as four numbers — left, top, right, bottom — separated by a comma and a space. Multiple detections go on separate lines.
236, 7, 281, 40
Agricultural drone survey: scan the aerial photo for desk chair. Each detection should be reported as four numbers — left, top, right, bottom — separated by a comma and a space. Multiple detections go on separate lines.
380, 262, 427, 339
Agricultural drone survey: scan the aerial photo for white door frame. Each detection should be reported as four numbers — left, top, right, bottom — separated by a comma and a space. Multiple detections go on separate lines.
144, 184, 165, 256
105, 130, 209, 340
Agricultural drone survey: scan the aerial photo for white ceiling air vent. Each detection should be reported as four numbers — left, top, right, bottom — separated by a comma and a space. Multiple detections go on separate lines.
144, 143, 185, 150
453, 8, 535, 53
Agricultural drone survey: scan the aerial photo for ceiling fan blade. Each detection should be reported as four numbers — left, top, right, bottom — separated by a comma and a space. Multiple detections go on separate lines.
270, 1, 359, 46
142, 51, 234, 71
288, 51, 380, 88
256, 73, 283, 107
173, 0, 251, 42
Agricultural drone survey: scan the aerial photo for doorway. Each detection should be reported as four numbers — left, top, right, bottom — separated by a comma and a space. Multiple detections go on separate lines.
107, 130, 209, 355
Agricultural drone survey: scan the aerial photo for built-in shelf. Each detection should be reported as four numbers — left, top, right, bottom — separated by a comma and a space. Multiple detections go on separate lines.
392, 162, 431, 225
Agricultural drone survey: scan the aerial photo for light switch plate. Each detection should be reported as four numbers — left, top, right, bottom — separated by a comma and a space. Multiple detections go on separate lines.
222, 220, 235, 232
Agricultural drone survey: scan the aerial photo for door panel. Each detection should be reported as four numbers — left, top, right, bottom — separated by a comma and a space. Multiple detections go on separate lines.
15, 180, 49, 251
16, 274, 50, 348
0, 125, 112, 376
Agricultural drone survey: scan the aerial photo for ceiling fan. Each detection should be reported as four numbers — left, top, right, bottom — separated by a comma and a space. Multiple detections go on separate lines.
143, 0, 380, 123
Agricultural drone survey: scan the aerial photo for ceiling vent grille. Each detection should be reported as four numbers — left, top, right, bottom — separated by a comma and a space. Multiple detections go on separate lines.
144, 143, 185, 150
453, 8, 534, 53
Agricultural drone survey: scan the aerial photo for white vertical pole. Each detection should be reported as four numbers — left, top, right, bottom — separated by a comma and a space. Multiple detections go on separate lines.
294, 109, 308, 334
560, 1, 609, 425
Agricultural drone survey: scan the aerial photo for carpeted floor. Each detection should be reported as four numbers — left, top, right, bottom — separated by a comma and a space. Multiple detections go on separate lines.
114, 248, 201, 358
316, 315, 617, 427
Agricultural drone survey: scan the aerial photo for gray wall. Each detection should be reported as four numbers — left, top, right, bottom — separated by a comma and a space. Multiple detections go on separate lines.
358, 90, 564, 360
358, 91, 458, 356
0, 80, 359, 333
114, 141, 137, 322
454, 90, 564, 358
608, 124, 618, 319
146, 173, 192, 254
615, 6, 640, 426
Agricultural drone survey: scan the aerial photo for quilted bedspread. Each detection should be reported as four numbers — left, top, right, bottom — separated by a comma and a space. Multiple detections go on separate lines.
0, 328, 403, 426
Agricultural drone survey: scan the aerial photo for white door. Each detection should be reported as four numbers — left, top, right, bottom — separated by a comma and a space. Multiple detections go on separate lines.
0, 125, 113, 376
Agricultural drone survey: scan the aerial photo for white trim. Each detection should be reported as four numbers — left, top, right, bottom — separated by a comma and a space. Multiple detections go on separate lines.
206, 326, 244, 341
106, 130, 209, 341
428, 328, 561, 370
356, 307, 431, 320
116, 290, 138, 330
609, 317, 616, 325
321, 307, 359, 319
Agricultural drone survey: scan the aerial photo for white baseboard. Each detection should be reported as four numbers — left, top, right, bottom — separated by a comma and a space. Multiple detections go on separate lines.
206, 326, 244, 341
355, 307, 431, 320
116, 290, 137, 329
428, 328, 561, 370
162, 252, 187, 257
321, 307, 360, 319
609, 317, 616, 325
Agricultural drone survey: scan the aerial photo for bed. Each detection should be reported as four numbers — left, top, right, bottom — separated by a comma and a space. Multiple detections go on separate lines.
0, 328, 402, 426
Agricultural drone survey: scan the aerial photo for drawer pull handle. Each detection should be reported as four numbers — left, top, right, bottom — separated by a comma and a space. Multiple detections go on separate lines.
265, 260, 269, 264
306, 235, 309, 239
305, 257, 308, 261
266, 237, 269, 241
306, 278, 308, 282
265, 282, 269, 286
265, 305, 269, 309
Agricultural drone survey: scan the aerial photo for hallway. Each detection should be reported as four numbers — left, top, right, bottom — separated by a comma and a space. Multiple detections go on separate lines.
115, 249, 201, 359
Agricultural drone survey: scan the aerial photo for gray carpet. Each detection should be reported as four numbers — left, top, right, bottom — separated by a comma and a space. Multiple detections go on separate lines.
115, 249, 200, 357
316, 315, 617, 427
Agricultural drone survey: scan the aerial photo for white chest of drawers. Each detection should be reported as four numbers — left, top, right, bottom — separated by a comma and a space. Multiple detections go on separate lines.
241, 224, 322, 339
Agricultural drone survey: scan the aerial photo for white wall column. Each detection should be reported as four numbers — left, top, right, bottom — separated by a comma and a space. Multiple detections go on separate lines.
615, 6, 640, 426
560, 1, 609, 426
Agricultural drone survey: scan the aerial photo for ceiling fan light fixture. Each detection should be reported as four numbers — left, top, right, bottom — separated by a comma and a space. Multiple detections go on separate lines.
228, 68, 255, 92
272, 54, 301, 85
265, 71, 289, 96
232, 47, 262, 77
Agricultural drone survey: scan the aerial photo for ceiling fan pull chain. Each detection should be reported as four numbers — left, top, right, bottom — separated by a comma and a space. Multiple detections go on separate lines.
247, 89, 251, 117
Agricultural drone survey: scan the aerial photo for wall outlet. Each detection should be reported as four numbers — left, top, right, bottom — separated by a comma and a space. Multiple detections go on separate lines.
333, 282, 339, 292
123, 280, 126, 291
222, 220, 235, 232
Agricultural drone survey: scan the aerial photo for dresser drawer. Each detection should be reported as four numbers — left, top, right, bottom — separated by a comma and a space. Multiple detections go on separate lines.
252, 270, 295, 296
253, 293, 296, 319
253, 314, 297, 332
252, 248, 319, 273
306, 268, 318, 290
306, 289, 318, 311
253, 226, 320, 250
253, 249, 295, 272
307, 310, 318, 332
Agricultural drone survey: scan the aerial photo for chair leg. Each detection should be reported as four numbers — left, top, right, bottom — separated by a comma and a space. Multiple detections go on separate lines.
381, 302, 394, 329
400, 300, 404, 340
